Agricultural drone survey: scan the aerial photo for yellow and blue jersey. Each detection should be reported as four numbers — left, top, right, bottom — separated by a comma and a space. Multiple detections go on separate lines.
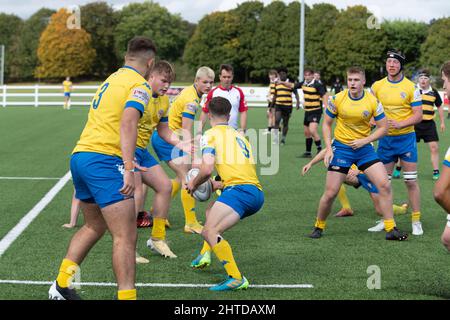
201, 125, 262, 190
136, 94, 169, 149
326, 89, 385, 145
73, 66, 152, 157
63, 80, 72, 93
168, 85, 202, 133
444, 147, 450, 168
371, 76, 422, 136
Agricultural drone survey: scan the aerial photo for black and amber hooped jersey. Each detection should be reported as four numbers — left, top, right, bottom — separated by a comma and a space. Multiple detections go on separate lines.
274, 83, 294, 107
419, 87, 442, 121
295, 80, 326, 111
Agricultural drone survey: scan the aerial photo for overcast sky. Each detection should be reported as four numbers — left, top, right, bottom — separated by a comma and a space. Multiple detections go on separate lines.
0, 0, 448, 23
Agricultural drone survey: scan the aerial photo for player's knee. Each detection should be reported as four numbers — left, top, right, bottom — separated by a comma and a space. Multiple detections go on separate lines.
201, 226, 216, 243
441, 233, 450, 252
377, 180, 391, 195
158, 178, 172, 196
433, 186, 445, 203
403, 171, 418, 185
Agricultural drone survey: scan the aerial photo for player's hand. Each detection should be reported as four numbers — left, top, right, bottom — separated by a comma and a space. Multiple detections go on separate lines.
440, 122, 445, 132
388, 119, 402, 129
238, 129, 246, 137
302, 163, 312, 176
133, 161, 148, 172
185, 180, 196, 195
120, 170, 135, 197
324, 148, 334, 168
349, 138, 367, 150
296, 102, 300, 110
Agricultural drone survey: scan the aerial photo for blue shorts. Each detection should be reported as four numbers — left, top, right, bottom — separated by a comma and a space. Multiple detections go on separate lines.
64, 92, 71, 97
135, 147, 158, 169
357, 173, 378, 194
377, 132, 418, 164
70, 152, 130, 208
151, 130, 186, 162
330, 140, 380, 170
216, 184, 264, 219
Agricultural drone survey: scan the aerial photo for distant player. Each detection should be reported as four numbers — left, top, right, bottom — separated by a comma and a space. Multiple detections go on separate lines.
370, 50, 424, 236
434, 61, 450, 251
49, 37, 157, 300
200, 64, 248, 135
62, 77, 72, 110
187, 96, 264, 291
271, 69, 300, 145
415, 69, 445, 180
307, 66, 407, 241
151, 66, 215, 234
264, 69, 278, 135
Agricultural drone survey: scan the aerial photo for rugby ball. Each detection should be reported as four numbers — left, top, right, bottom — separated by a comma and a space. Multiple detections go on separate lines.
186, 168, 212, 202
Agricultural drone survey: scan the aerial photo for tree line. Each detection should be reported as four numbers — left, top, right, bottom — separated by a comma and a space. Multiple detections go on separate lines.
0, 1, 448, 85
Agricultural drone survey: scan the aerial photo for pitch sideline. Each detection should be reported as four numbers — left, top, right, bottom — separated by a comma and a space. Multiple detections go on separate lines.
0, 171, 72, 258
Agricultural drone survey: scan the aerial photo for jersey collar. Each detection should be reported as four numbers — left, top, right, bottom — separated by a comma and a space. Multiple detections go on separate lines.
218, 84, 234, 91
122, 65, 141, 75
348, 90, 365, 101
387, 74, 404, 84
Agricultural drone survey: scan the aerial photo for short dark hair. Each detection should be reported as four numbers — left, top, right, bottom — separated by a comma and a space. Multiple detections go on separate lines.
418, 68, 430, 78
347, 66, 365, 77
441, 61, 450, 78
304, 68, 314, 75
220, 64, 234, 74
209, 97, 231, 117
151, 60, 175, 82
278, 70, 288, 81
126, 36, 157, 58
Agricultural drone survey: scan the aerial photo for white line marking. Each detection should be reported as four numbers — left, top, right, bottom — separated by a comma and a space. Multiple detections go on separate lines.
0, 171, 72, 258
0, 279, 313, 289
0, 177, 61, 180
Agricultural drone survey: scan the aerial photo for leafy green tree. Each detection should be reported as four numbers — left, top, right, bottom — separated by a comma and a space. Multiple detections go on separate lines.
0, 13, 23, 82
35, 9, 96, 79
16, 8, 55, 81
183, 11, 240, 76
382, 20, 428, 73
115, 1, 189, 61
325, 5, 387, 84
231, 1, 264, 82
305, 3, 339, 82
420, 18, 450, 78
250, 1, 288, 81
80, 2, 118, 77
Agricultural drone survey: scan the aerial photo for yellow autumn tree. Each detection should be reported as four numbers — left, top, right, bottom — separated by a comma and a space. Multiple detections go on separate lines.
35, 9, 96, 79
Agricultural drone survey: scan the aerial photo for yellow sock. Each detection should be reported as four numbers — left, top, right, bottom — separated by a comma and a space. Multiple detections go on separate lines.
384, 219, 395, 232
151, 217, 166, 240
314, 219, 326, 230
337, 185, 352, 209
56, 258, 79, 288
118, 289, 137, 300
200, 241, 211, 255
181, 188, 197, 225
393, 204, 407, 215
171, 179, 181, 198
212, 239, 241, 280
412, 211, 421, 223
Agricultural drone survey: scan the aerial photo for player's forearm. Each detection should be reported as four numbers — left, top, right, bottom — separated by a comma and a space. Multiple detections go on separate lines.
310, 149, 327, 166
366, 118, 388, 143
120, 120, 138, 163
193, 165, 213, 188
438, 107, 445, 123
240, 111, 247, 131
322, 121, 333, 149
401, 108, 423, 127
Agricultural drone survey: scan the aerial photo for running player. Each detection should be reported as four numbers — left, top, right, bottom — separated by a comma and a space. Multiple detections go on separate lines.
434, 61, 450, 251
264, 69, 278, 135
187, 96, 264, 291
151, 66, 215, 234
49, 37, 157, 300
370, 50, 424, 236
415, 69, 445, 180
307, 66, 407, 241
62, 77, 72, 110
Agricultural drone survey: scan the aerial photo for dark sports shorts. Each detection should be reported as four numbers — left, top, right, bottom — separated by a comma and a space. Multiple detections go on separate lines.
304, 109, 322, 126
415, 120, 439, 143
275, 105, 293, 116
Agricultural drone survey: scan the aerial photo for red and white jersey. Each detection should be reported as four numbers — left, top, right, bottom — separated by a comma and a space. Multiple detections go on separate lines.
203, 85, 248, 129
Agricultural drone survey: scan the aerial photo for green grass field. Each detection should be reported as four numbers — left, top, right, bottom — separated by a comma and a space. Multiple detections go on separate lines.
0, 105, 449, 300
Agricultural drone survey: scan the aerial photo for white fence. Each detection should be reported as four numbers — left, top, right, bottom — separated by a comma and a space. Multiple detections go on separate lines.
0, 85, 446, 109
0, 85, 275, 108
